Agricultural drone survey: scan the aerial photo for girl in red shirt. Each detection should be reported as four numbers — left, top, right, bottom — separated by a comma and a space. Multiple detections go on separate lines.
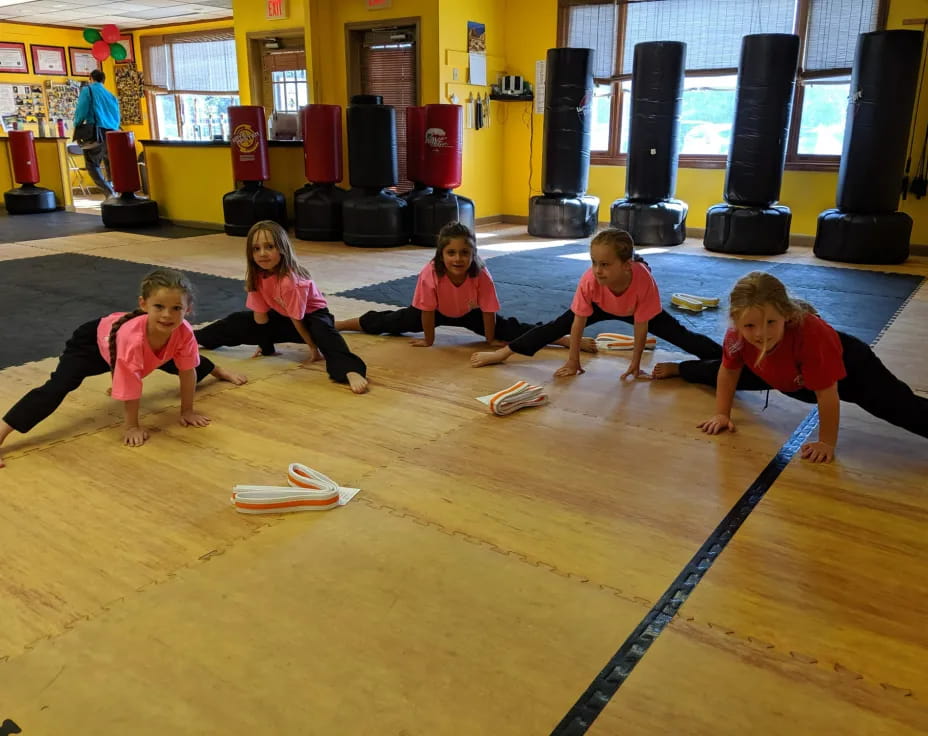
195, 221, 369, 394
471, 229, 722, 379
654, 271, 927, 462
0, 268, 246, 467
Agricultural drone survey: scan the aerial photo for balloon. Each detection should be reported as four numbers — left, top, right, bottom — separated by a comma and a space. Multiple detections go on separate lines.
101, 24, 120, 44
92, 40, 110, 61
83, 28, 101, 43
110, 42, 127, 61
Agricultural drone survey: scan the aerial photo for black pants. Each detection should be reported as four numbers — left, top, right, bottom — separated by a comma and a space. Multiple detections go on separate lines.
506, 304, 724, 360
3, 318, 216, 434
82, 130, 114, 197
196, 308, 366, 383
357, 306, 539, 342
677, 332, 928, 439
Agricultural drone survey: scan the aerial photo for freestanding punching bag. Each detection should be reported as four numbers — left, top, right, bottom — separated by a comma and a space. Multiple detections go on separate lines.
222, 106, 287, 236
704, 34, 799, 255
3, 131, 56, 214
611, 42, 687, 245
402, 105, 433, 207
293, 105, 347, 241
528, 48, 599, 238
410, 104, 475, 246
101, 131, 159, 228
342, 95, 409, 247
814, 30, 922, 264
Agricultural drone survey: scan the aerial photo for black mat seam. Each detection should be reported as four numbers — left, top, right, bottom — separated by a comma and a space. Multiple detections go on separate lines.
549, 278, 924, 734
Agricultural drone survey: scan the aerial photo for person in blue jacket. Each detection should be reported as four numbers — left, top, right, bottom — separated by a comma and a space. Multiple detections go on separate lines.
73, 69, 121, 197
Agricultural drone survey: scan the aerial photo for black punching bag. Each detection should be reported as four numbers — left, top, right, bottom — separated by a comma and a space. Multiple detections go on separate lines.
611, 41, 687, 246
542, 47, 593, 197
704, 34, 799, 255
814, 30, 922, 264
528, 47, 599, 238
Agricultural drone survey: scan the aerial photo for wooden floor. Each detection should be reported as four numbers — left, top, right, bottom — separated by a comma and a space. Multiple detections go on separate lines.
0, 223, 926, 735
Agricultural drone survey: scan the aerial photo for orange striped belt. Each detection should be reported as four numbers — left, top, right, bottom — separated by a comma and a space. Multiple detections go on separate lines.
476, 380, 548, 416
594, 332, 657, 351
231, 463, 361, 514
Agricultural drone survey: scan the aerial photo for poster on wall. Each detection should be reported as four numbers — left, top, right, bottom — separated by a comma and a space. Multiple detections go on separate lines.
115, 62, 143, 125
0, 41, 28, 73
31, 44, 67, 75
68, 46, 99, 77
467, 21, 485, 53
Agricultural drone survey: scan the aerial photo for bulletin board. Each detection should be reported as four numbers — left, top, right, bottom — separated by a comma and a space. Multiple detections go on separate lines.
115, 62, 143, 125
0, 81, 48, 122
45, 78, 81, 122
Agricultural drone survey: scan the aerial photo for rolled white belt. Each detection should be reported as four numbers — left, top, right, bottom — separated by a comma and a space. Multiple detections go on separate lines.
594, 332, 657, 351
231, 463, 361, 514
477, 380, 548, 416
670, 293, 720, 312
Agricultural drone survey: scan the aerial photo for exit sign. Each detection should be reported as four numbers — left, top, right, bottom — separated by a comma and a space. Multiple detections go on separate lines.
367, 0, 392, 9
267, 0, 287, 19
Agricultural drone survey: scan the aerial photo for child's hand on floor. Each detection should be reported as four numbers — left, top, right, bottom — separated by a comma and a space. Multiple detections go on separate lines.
698, 414, 736, 435
800, 440, 834, 463
621, 364, 651, 380
409, 339, 433, 347
180, 411, 211, 428
124, 426, 150, 447
554, 359, 585, 377
252, 347, 281, 358
300, 348, 324, 367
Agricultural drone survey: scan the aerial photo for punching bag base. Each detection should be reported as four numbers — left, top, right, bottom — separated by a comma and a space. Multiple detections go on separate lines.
610, 199, 687, 246
704, 204, 791, 255
814, 209, 912, 265
294, 183, 348, 242
411, 190, 476, 247
342, 188, 410, 247
402, 183, 434, 204
223, 183, 287, 237
4, 184, 56, 214
527, 195, 600, 238
101, 193, 160, 228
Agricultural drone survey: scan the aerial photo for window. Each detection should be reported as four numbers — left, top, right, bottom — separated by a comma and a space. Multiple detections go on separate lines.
141, 30, 240, 141
560, 0, 884, 168
271, 69, 308, 113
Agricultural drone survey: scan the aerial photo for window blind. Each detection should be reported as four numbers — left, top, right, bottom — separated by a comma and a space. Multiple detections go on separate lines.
621, 0, 796, 73
567, 3, 618, 78
141, 29, 238, 93
804, 0, 880, 71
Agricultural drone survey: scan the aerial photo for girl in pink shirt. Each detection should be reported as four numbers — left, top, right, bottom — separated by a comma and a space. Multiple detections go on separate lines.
0, 269, 247, 467
471, 229, 721, 378
335, 222, 574, 351
654, 271, 927, 462
195, 221, 369, 393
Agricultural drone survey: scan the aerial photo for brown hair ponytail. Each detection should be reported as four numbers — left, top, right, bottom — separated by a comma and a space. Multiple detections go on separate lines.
108, 309, 145, 372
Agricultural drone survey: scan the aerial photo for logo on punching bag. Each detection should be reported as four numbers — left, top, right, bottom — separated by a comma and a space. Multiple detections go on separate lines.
231, 123, 260, 154
425, 127, 448, 150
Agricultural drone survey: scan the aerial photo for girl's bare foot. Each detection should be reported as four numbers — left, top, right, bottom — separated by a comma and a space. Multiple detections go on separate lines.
346, 372, 369, 394
471, 346, 513, 367
212, 365, 248, 385
652, 362, 681, 379
335, 318, 361, 332
0, 421, 11, 468
552, 336, 598, 353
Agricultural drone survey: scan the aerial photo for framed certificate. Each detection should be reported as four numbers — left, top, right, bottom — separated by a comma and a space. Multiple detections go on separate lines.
0, 41, 28, 74
31, 44, 67, 75
68, 46, 99, 77
114, 34, 135, 64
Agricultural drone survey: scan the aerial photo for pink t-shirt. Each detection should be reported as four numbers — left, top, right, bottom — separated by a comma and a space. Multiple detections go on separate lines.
570, 261, 662, 322
96, 313, 200, 401
721, 313, 846, 392
411, 262, 501, 318
245, 272, 328, 320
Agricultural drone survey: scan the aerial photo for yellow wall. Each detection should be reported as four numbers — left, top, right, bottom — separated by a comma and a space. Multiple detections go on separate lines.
232, 0, 306, 105
436, 0, 507, 216
499, 0, 928, 245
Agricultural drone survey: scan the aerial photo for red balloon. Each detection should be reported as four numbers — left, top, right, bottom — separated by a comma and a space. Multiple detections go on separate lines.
92, 40, 110, 61
101, 24, 120, 44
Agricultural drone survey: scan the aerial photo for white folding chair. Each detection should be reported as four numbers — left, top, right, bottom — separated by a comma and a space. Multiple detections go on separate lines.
66, 142, 91, 197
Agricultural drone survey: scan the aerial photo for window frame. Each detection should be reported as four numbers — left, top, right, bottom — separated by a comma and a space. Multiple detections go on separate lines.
557, 0, 888, 169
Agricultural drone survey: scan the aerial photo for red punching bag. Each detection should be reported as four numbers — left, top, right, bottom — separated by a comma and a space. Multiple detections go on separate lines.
406, 106, 427, 184
9, 130, 40, 184
107, 131, 140, 193
301, 105, 342, 184
229, 106, 270, 181
423, 104, 463, 189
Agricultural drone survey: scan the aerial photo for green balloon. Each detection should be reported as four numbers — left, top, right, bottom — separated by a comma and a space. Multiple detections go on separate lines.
83, 28, 101, 43
110, 42, 127, 61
